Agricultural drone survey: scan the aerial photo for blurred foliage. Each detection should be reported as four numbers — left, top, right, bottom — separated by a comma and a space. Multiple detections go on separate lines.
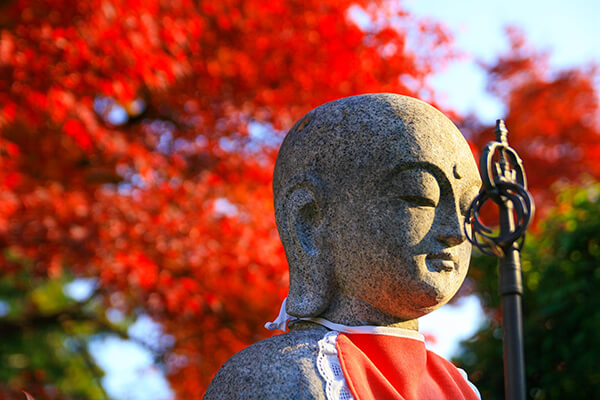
463, 27, 600, 218
456, 181, 600, 399
0, 266, 110, 399
0, 251, 153, 399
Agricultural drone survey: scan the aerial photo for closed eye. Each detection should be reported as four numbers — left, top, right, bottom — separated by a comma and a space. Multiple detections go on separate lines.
398, 195, 437, 208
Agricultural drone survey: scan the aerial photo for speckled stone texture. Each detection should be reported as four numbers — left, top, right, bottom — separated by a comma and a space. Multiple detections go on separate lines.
204, 94, 481, 399
204, 322, 329, 399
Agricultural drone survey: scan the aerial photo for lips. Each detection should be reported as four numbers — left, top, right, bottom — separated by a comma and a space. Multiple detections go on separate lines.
426, 252, 457, 272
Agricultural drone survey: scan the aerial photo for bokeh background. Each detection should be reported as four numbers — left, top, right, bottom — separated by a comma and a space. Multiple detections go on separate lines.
1, 0, 599, 399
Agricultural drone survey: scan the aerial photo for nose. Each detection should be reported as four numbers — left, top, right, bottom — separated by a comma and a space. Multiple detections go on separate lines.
436, 213, 467, 247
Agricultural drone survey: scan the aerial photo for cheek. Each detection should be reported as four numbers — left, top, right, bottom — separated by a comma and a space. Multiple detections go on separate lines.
392, 207, 435, 247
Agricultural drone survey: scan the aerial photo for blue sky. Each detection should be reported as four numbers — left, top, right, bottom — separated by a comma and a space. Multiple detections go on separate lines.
91, 1, 600, 398
407, 0, 600, 121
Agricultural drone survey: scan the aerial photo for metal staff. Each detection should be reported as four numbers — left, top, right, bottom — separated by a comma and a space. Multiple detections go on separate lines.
464, 120, 535, 400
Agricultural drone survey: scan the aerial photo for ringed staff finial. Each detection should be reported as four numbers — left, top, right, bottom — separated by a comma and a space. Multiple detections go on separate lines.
465, 120, 535, 257
464, 120, 535, 400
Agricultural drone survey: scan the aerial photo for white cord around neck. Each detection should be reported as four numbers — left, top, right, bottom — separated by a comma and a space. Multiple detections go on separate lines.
265, 297, 424, 341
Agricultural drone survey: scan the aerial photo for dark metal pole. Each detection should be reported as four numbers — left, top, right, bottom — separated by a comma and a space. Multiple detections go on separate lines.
464, 120, 534, 400
499, 202, 526, 400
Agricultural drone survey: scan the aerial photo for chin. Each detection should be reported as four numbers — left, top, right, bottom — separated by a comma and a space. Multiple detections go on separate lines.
378, 293, 445, 321
420, 273, 463, 301
412, 294, 448, 314
397, 285, 458, 320
415, 301, 447, 317
372, 279, 462, 321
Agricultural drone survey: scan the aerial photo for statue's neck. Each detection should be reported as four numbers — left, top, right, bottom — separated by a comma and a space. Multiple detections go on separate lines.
320, 294, 419, 331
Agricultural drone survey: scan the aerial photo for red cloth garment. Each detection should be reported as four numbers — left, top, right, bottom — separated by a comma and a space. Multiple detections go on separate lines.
336, 333, 480, 400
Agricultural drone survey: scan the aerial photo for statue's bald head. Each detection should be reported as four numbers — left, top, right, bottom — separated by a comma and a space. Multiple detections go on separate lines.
273, 94, 480, 321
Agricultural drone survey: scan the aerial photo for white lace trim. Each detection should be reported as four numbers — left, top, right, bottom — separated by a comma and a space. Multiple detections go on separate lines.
316, 331, 355, 400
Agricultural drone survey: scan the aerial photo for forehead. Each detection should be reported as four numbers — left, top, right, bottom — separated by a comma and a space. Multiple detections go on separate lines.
358, 112, 481, 191
273, 94, 482, 200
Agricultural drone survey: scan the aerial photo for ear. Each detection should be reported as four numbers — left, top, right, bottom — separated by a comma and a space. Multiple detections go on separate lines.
274, 174, 334, 317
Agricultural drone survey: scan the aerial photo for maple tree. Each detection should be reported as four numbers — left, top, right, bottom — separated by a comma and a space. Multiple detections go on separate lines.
0, 0, 456, 398
463, 28, 600, 216
1, 1, 599, 398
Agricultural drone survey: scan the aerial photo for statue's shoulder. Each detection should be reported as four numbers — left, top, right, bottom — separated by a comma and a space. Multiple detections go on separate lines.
203, 323, 328, 400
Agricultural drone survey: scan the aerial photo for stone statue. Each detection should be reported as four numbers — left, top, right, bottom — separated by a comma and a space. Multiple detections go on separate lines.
204, 94, 482, 400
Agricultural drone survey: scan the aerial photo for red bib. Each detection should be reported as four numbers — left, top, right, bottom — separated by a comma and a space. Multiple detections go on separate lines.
336, 333, 479, 400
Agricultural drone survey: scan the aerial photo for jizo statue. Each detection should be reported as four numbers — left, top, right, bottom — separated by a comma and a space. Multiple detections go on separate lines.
204, 94, 483, 400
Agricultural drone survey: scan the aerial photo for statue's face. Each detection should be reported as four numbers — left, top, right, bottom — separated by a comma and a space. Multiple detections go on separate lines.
327, 114, 481, 321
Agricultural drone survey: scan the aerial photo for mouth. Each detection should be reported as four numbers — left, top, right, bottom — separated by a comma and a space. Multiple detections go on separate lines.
426, 252, 457, 272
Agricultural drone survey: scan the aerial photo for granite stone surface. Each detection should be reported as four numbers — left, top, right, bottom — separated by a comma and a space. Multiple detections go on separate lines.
203, 94, 482, 399
204, 322, 329, 399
